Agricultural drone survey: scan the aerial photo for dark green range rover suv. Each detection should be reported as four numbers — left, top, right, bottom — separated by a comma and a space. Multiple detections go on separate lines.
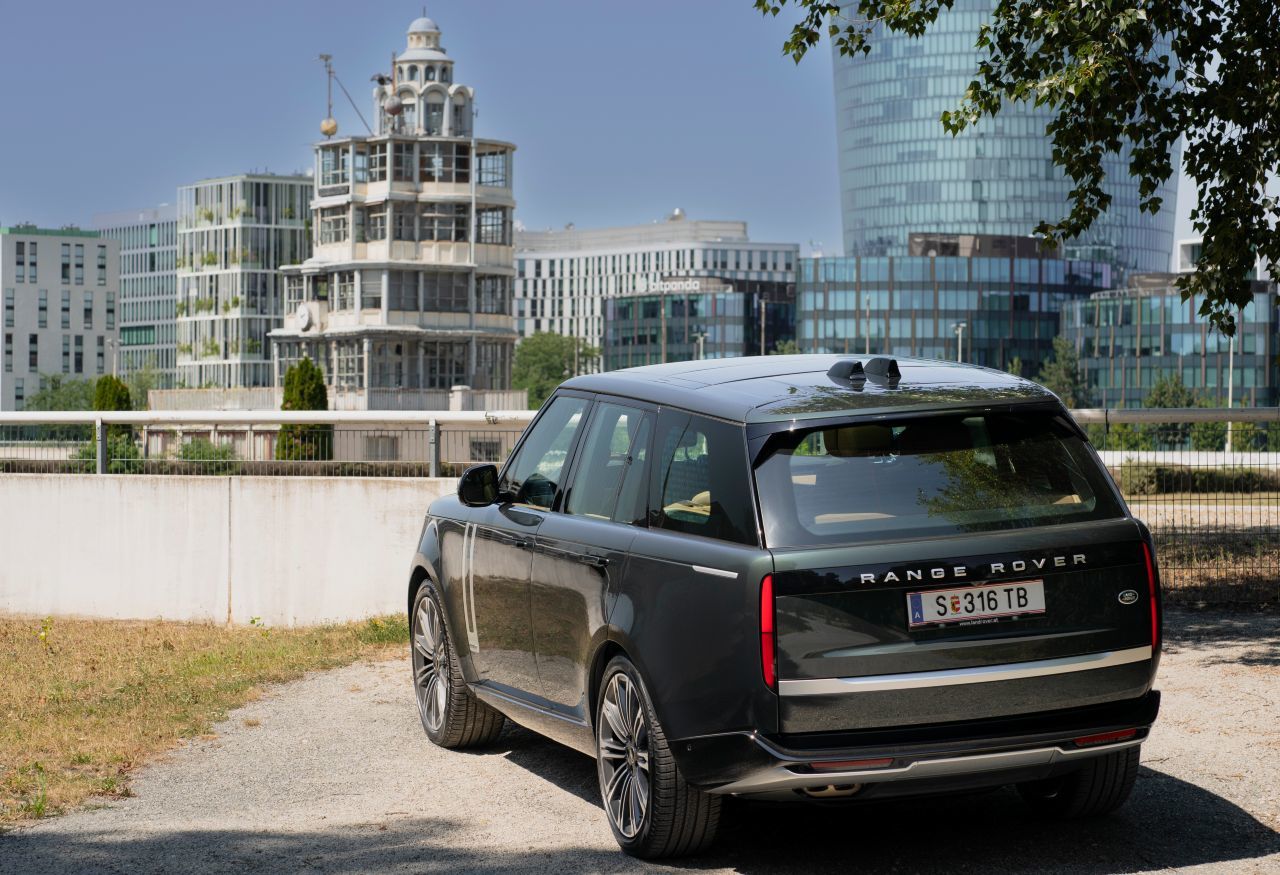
406, 355, 1161, 859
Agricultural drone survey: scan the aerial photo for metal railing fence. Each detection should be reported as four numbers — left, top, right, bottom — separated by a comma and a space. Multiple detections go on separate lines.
0, 406, 1276, 606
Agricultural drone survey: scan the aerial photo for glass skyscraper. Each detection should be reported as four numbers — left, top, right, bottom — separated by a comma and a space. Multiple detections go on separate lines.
831, 0, 1178, 276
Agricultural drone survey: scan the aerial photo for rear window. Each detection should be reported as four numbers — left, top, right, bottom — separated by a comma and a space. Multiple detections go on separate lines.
754, 412, 1122, 548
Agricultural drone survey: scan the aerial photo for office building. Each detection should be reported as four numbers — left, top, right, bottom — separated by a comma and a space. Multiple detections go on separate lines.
1063, 272, 1278, 409
798, 235, 1112, 371
0, 225, 119, 409
95, 205, 178, 387
515, 212, 798, 371
272, 16, 518, 397
176, 174, 312, 388
831, 0, 1179, 276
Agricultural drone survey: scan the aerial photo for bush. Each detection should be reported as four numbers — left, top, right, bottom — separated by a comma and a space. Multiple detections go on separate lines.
1113, 463, 1280, 496
179, 438, 240, 475
276, 358, 333, 462
72, 434, 142, 474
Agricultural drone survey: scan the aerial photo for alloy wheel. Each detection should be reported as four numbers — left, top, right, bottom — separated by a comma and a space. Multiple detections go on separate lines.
413, 596, 449, 733
598, 671, 651, 839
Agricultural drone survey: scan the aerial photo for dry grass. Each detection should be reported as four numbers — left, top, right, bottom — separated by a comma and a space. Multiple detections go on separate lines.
0, 614, 407, 826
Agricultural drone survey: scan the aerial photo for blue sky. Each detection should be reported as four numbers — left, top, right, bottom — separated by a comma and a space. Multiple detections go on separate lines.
0, 0, 1192, 252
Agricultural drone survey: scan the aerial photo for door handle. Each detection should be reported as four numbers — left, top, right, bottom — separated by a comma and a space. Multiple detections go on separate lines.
513, 537, 533, 549
583, 555, 610, 569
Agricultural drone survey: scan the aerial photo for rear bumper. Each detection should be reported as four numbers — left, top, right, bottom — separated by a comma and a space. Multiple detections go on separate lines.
674, 690, 1160, 798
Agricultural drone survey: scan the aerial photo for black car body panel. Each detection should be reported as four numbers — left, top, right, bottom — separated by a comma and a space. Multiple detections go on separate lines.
409, 355, 1162, 798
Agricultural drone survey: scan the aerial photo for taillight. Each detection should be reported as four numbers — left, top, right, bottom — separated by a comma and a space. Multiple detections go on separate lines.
1074, 728, 1138, 748
1142, 542, 1160, 650
760, 574, 776, 691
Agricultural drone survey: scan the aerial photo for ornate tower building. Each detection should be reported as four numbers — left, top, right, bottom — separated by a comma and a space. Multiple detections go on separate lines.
272, 16, 518, 399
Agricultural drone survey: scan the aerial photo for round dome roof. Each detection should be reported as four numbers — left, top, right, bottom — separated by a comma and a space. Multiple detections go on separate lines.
408, 16, 439, 33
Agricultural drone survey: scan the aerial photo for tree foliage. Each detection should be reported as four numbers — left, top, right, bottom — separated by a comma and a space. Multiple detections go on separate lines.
770, 339, 802, 355
757, 0, 1280, 335
93, 375, 132, 413
512, 333, 601, 409
276, 358, 333, 462
1035, 337, 1089, 408
24, 375, 95, 412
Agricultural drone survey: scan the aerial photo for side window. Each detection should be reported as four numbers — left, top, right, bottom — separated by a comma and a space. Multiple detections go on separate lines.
650, 411, 758, 546
565, 402, 652, 525
501, 395, 589, 510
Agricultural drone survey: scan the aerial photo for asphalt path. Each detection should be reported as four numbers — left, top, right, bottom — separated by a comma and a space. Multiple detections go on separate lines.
2, 609, 1277, 874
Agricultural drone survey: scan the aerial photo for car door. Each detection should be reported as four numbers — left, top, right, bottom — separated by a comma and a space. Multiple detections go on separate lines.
466, 393, 591, 696
530, 400, 655, 718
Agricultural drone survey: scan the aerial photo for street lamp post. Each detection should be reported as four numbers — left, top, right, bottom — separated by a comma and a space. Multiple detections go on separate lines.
952, 321, 968, 363
692, 331, 707, 361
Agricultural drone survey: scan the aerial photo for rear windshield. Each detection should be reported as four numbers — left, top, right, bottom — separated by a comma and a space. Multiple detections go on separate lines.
754, 411, 1123, 548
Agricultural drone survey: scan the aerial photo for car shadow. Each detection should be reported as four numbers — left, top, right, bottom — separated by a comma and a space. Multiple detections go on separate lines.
487, 723, 1278, 873
1163, 608, 1280, 667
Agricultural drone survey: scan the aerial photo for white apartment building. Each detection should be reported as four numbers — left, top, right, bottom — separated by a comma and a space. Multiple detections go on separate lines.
176, 174, 312, 388
271, 16, 518, 397
514, 211, 798, 366
95, 205, 178, 387
0, 226, 120, 409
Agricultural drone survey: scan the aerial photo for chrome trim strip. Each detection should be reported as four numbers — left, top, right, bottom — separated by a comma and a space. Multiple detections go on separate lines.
711, 739, 1142, 795
778, 646, 1153, 697
692, 565, 739, 579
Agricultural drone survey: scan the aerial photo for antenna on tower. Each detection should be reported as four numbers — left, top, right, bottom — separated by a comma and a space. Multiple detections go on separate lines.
318, 54, 338, 138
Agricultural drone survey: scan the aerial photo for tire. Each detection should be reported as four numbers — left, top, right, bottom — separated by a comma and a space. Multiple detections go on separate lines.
595, 656, 720, 859
411, 580, 504, 749
1017, 745, 1141, 818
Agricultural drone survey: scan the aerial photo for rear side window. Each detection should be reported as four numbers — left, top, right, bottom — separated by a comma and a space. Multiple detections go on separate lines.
565, 401, 653, 525
754, 412, 1122, 547
650, 411, 758, 546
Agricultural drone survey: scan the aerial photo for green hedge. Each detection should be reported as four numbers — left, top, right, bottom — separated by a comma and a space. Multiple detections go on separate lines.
1114, 463, 1280, 495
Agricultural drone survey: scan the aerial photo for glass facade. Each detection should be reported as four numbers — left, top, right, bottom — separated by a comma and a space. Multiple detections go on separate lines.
1062, 278, 1279, 408
798, 254, 1111, 373
97, 206, 178, 388
603, 279, 795, 371
832, 0, 1178, 276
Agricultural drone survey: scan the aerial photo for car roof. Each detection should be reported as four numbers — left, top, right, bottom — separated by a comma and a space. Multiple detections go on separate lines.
561, 355, 1058, 424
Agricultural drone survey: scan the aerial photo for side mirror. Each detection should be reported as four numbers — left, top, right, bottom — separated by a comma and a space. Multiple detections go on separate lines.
458, 464, 500, 507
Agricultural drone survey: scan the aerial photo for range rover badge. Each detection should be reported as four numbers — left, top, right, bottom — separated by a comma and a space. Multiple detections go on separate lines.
1118, 590, 1140, 605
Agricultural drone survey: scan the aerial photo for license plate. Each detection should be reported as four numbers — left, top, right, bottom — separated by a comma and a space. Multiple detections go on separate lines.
907, 580, 1046, 628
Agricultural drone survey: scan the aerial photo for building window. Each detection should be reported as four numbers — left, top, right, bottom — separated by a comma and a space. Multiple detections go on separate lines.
28, 334, 37, 372
74, 244, 84, 285
61, 289, 71, 329
83, 292, 93, 329
2, 333, 10, 373
106, 292, 115, 329
477, 151, 509, 187
364, 204, 387, 241
3, 289, 12, 328
74, 335, 84, 374
424, 99, 444, 135
387, 270, 417, 311
477, 207, 512, 246
423, 341, 468, 389
477, 275, 511, 314
318, 206, 349, 244
393, 208, 416, 242
97, 336, 105, 375
392, 142, 415, 181
361, 270, 383, 310
319, 146, 349, 191
333, 271, 356, 310
368, 143, 388, 182
419, 202, 468, 242
14, 378, 23, 410
451, 101, 469, 137
407, 65, 418, 81
14, 243, 24, 283
425, 66, 436, 82
335, 340, 363, 388
285, 275, 305, 310
423, 271, 468, 312
37, 290, 47, 328
27, 243, 37, 282
61, 244, 71, 283
62, 335, 70, 373
419, 142, 471, 183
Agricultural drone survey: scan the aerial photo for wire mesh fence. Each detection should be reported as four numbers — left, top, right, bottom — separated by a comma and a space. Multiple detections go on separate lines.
1, 407, 1276, 606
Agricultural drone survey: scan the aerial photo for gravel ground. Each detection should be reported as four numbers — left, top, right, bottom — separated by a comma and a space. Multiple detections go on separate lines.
2, 609, 1277, 874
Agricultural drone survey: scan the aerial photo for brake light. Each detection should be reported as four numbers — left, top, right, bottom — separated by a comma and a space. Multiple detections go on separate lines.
1142, 542, 1160, 650
760, 574, 777, 691
1074, 728, 1137, 747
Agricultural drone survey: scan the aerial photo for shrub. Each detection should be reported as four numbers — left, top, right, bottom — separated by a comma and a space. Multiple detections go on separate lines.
179, 438, 240, 475
276, 359, 333, 462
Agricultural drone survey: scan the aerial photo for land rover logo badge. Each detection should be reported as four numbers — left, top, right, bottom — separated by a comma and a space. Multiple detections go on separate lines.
1118, 590, 1140, 605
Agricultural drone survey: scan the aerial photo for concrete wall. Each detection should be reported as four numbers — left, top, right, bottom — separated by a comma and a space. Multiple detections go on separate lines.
0, 474, 457, 626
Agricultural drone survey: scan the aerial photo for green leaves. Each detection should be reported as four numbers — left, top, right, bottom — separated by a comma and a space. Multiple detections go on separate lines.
758, 0, 1280, 336
512, 333, 601, 410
